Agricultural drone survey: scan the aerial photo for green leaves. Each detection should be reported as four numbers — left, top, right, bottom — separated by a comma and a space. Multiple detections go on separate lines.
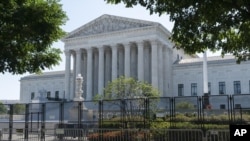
97, 76, 160, 100
0, 0, 67, 74
105, 0, 250, 62
0, 102, 7, 114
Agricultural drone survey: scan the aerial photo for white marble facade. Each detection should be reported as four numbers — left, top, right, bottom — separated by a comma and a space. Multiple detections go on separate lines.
62, 14, 192, 101
20, 15, 250, 105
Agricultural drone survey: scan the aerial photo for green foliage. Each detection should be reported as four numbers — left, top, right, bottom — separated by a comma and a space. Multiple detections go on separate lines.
0, 102, 7, 114
0, 0, 67, 74
105, 0, 250, 62
100, 76, 160, 100
96, 76, 160, 128
13, 104, 25, 114
176, 101, 194, 110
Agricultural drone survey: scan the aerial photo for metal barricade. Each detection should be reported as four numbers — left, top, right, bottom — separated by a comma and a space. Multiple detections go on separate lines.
151, 129, 204, 141
54, 128, 87, 141
206, 130, 230, 141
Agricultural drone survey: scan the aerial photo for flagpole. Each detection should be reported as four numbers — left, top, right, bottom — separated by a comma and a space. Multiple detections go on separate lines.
203, 51, 210, 109
203, 51, 208, 94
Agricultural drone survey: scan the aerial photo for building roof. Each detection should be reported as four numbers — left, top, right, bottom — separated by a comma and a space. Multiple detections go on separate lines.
62, 14, 164, 40
20, 70, 66, 80
177, 55, 236, 64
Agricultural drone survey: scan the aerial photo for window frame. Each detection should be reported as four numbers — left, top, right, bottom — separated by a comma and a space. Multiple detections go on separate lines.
47, 91, 51, 98
219, 82, 226, 95
191, 83, 197, 96
31, 92, 35, 100
55, 91, 59, 99
178, 84, 184, 96
234, 81, 241, 94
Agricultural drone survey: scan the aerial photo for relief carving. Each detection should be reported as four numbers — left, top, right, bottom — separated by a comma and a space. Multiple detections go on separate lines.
69, 17, 152, 38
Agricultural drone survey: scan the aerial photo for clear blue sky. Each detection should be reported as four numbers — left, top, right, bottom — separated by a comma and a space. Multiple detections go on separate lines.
0, 0, 217, 100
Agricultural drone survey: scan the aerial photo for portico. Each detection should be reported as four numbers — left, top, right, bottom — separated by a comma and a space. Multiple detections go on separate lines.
62, 14, 174, 100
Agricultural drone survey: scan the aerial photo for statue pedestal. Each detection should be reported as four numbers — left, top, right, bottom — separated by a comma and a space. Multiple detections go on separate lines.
73, 97, 84, 102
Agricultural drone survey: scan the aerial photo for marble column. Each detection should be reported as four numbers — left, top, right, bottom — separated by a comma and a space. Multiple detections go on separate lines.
158, 45, 163, 95
137, 42, 144, 81
82, 52, 87, 98
105, 49, 111, 86
151, 41, 158, 89
98, 47, 104, 95
64, 50, 71, 100
163, 46, 168, 96
111, 45, 118, 80
72, 52, 76, 100
86, 48, 93, 100
75, 49, 82, 77
81, 50, 87, 99
124, 43, 130, 77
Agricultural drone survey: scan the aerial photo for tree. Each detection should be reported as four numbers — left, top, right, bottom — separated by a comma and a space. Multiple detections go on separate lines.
13, 104, 25, 114
0, 0, 67, 74
98, 76, 160, 100
0, 102, 7, 114
105, 0, 250, 62
95, 76, 160, 128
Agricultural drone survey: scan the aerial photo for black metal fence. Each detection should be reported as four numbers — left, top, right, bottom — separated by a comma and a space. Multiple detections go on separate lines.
0, 94, 250, 140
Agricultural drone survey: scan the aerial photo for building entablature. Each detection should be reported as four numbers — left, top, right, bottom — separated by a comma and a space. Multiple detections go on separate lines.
173, 56, 250, 69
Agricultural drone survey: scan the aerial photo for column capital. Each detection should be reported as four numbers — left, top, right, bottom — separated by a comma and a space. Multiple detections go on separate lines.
87, 47, 93, 53
111, 44, 118, 50
98, 46, 104, 52
137, 41, 144, 47
136, 41, 144, 45
150, 39, 161, 45
123, 42, 132, 47
158, 44, 163, 49
64, 50, 72, 56
74, 48, 82, 54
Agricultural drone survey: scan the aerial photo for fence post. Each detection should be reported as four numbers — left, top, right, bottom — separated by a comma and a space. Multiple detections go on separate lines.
24, 104, 29, 140
170, 97, 174, 127
144, 98, 150, 128
40, 103, 45, 141
59, 102, 64, 127
8, 104, 13, 141
98, 100, 103, 129
98, 100, 103, 141
120, 99, 126, 128
229, 95, 233, 123
198, 96, 204, 129
78, 102, 82, 128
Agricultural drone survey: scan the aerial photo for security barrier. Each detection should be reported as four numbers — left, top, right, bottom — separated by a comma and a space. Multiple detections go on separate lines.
206, 130, 230, 141
1, 95, 250, 140
0, 128, 231, 141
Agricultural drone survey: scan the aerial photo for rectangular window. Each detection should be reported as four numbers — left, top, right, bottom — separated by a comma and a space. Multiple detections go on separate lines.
178, 84, 184, 96
219, 82, 226, 95
191, 83, 197, 96
234, 81, 241, 94
55, 91, 59, 99
31, 92, 35, 100
208, 82, 211, 95
220, 104, 226, 109
235, 104, 241, 109
47, 91, 51, 98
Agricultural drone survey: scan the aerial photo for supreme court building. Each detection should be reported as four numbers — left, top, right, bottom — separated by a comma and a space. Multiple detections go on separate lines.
20, 15, 250, 107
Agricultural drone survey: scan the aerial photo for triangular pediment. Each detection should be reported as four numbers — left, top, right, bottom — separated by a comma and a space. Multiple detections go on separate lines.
64, 14, 158, 39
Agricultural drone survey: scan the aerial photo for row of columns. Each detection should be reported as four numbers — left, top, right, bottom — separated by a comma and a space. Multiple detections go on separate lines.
64, 40, 170, 100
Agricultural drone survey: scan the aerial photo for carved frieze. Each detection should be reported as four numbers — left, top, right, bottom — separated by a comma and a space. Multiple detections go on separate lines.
67, 15, 153, 38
